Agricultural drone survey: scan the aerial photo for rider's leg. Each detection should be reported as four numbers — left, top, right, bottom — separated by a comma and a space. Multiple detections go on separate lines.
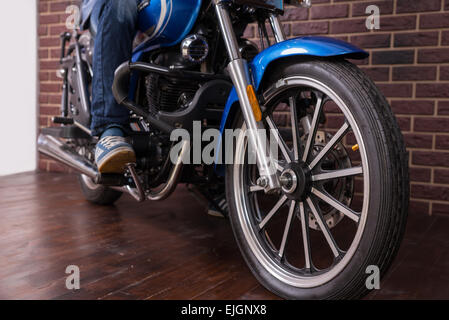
91, 0, 140, 173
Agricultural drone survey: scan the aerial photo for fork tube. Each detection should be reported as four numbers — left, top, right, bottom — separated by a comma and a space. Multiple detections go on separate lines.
214, 1, 279, 191
269, 14, 286, 43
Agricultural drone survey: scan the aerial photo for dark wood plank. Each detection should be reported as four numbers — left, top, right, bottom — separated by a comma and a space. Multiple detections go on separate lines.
0, 172, 448, 300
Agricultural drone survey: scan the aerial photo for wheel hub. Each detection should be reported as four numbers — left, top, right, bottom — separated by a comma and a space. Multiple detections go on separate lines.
280, 162, 312, 201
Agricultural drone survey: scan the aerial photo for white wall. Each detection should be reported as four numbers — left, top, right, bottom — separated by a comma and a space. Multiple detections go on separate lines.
0, 1, 37, 176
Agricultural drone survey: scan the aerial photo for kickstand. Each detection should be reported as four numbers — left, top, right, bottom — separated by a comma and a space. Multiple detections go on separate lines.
125, 163, 146, 202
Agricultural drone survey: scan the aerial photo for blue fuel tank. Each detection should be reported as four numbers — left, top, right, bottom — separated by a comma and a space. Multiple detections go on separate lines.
137, 0, 203, 48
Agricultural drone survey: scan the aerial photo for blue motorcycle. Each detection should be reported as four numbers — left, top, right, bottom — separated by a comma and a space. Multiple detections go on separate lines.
38, 0, 409, 299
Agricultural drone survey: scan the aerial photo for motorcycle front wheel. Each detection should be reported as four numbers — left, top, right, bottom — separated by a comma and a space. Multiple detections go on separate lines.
225, 59, 409, 299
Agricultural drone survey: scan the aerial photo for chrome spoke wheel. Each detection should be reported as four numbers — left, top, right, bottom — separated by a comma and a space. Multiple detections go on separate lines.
232, 76, 369, 288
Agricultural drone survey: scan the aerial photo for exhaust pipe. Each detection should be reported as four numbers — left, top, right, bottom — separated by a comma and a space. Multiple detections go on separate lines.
37, 134, 189, 203
37, 134, 98, 179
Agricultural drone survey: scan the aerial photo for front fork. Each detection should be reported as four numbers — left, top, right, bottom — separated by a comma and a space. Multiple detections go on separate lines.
214, 1, 284, 192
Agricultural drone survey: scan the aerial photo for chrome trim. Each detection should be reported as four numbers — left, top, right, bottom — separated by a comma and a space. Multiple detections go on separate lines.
37, 134, 97, 179
269, 14, 286, 43
181, 34, 209, 63
74, 121, 92, 136
215, 1, 280, 192
232, 76, 370, 288
214, 1, 240, 61
126, 163, 146, 202
147, 139, 190, 201
74, 43, 90, 118
280, 168, 298, 194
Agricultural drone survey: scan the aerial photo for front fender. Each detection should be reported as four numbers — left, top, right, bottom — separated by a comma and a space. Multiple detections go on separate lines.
215, 36, 367, 174
220, 36, 368, 132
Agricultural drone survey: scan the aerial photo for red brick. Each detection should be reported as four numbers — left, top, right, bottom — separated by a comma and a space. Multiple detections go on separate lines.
416, 84, 449, 98
360, 67, 389, 81
372, 50, 414, 65
311, 4, 348, 20
39, 2, 48, 13
440, 66, 449, 81
418, 49, 449, 64
330, 18, 366, 34
433, 203, 449, 215
38, 49, 48, 59
403, 133, 433, 149
38, 159, 49, 171
352, 1, 393, 17
39, 94, 49, 104
350, 34, 390, 49
411, 184, 449, 201
40, 83, 61, 93
436, 136, 449, 150
291, 21, 329, 36
40, 60, 59, 71
39, 116, 49, 127
413, 151, 449, 167
48, 94, 62, 104
50, 25, 67, 36
393, 66, 436, 81
420, 13, 449, 29
390, 100, 435, 115
281, 7, 308, 21
415, 118, 449, 133
49, 161, 71, 173
410, 167, 431, 182
397, 117, 411, 131
243, 25, 255, 38
39, 72, 49, 82
38, 25, 48, 36
40, 37, 60, 47
397, 0, 441, 13
40, 106, 60, 115
50, 2, 75, 13
39, 14, 60, 24
377, 83, 412, 97
439, 101, 449, 115
442, 31, 449, 45
394, 32, 439, 47
379, 15, 416, 31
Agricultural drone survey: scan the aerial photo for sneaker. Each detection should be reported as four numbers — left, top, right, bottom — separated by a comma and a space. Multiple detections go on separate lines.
95, 128, 136, 174
207, 194, 229, 218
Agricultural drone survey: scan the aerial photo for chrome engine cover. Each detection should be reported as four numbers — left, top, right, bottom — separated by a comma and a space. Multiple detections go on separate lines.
181, 34, 209, 63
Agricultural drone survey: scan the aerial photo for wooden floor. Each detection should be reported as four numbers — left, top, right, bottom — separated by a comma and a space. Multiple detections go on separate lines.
0, 172, 448, 300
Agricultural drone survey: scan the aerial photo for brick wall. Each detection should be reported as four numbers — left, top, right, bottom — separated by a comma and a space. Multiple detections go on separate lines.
38, 0, 449, 216
39, 0, 79, 172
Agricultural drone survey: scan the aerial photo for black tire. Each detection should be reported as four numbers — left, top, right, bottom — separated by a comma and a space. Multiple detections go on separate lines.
78, 174, 123, 205
225, 58, 409, 300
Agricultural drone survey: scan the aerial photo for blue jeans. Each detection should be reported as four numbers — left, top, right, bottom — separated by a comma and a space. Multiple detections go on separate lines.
90, 0, 140, 136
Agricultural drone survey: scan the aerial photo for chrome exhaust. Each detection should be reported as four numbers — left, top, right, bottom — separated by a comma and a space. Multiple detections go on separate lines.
38, 134, 189, 203
147, 139, 189, 201
37, 134, 98, 179
116, 140, 190, 201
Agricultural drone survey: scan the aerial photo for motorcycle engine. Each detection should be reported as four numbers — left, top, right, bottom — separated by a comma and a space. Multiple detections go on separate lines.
145, 51, 201, 115
145, 73, 200, 115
